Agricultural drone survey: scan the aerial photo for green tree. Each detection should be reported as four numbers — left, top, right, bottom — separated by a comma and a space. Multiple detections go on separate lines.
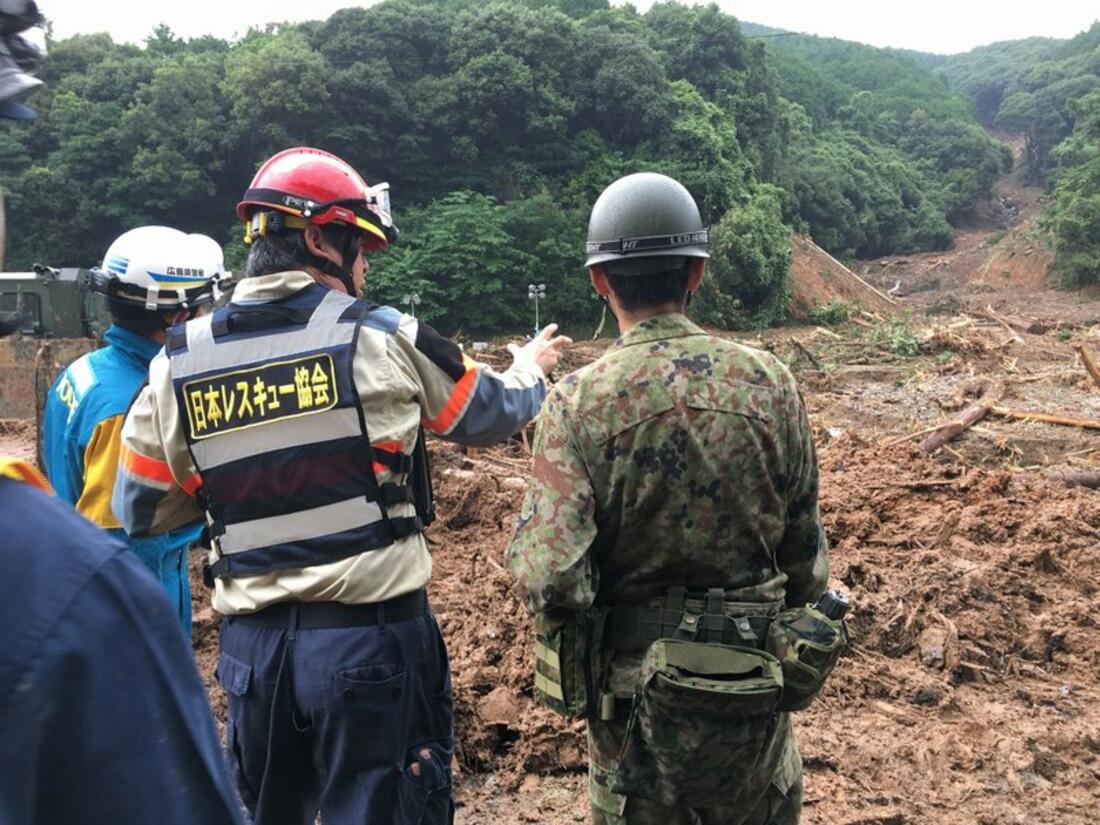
638, 80, 753, 223
575, 23, 673, 146
1044, 90, 1100, 285
368, 191, 536, 333
221, 30, 331, 155
695, 184, 791, 328
501, 195, 595, 329
116, 51, 234, 231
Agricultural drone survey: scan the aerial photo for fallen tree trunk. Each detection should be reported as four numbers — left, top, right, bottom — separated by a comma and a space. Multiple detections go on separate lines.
1076, 346, 1100, 392
990, 405, 1100, 431
1045, 469, 1100, 489
918, 404, 991, 454
788, 337, 823, 370
983, 305, 1046, 336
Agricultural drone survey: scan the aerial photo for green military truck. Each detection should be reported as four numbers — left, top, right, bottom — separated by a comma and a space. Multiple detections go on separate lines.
0, 190, 110, 337
0, 265, 235, 420
0, 268, 106, 428
0, 194, 102, 432
0, 265, 111, 338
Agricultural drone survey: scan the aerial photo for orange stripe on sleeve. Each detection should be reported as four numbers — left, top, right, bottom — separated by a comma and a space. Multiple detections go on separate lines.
371, 441, 405, 476
180, 473, 202, 497
422, 367, 479, 434
120, 443, 176, 485
121, 443, 203, 497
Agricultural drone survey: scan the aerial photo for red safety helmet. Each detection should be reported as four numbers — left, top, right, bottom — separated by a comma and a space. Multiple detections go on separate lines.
236, 147, 396, 252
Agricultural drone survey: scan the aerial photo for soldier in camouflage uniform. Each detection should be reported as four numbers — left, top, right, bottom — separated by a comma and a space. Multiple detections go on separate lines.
507, 173, 829, 824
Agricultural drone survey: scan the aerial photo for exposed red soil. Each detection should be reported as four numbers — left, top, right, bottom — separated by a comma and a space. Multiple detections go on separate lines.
788, 233, 901, 320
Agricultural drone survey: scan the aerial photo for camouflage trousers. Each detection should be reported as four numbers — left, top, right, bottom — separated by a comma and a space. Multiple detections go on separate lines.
587, 712, 802, 825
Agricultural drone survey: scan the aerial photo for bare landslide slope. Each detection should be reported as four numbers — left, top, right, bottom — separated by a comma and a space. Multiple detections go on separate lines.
852, 130, 1100, 328
788, 233, 900, 320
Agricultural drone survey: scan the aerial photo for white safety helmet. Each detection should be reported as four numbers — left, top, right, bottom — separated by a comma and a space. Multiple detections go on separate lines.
90, 226, 223, 311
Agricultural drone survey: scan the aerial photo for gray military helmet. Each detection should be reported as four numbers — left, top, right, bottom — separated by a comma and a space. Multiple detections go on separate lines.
585, 172, 709, 271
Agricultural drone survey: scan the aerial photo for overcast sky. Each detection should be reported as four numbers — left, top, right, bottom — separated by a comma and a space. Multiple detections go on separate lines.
40, 0, 1100, 56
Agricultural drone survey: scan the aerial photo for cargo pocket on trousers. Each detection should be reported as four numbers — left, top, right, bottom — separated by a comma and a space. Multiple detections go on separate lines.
333, 664, 407, 769
396, 738, 454, 825
215, 653, 258, 809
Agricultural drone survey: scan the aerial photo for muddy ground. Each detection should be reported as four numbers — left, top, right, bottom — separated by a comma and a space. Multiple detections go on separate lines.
4, 135, 1100, 823
434, 309, 1100, 822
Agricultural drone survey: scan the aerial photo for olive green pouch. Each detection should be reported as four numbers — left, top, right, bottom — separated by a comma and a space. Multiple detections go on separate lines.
533, 608, 608, 718
612, 639, 785, 807
765, 605, 848, 712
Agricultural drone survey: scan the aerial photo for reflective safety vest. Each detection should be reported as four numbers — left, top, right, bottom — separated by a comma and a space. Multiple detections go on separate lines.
166, 282, 424, 581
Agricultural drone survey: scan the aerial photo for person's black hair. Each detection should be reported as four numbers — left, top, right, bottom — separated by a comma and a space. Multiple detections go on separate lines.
605, 258, 693, 312
244, 224, 360, 279
106, 298, 178, 337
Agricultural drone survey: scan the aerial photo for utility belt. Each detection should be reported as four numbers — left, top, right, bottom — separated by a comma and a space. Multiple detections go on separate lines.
605, 587, 782, 653
533, 586, 848, 807
533, 587, 783, 720
227, 589, 428, 630
533, 586, 847, 720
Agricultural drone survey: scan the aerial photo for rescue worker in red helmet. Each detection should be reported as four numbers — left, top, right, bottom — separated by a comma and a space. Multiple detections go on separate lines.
113, 146, 571, 825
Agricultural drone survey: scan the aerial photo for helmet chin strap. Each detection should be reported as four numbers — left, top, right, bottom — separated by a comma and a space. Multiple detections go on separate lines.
308, 231, 362, 297
312, 255, 358, 297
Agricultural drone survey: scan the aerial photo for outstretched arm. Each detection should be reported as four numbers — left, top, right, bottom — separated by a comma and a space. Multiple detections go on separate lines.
392, 316, 569, 447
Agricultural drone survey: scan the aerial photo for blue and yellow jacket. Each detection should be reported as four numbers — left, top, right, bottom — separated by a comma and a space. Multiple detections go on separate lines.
43, 325, 201, 573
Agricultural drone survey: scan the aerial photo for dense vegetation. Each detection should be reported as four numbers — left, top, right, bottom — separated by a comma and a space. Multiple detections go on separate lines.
1042, 89, 1100, 286
936, 23, 1100, 285
936, 26, 1100, 180
0, 1, 1016, 332
730, 25, 1010, 258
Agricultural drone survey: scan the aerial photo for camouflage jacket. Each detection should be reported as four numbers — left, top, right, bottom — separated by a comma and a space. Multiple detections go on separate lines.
507, 312, 828, 617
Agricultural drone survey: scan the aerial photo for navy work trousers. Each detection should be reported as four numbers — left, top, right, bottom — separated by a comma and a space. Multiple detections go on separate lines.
216, 602, 454, 825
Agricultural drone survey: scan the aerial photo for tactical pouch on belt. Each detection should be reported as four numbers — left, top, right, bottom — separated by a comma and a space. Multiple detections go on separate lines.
613, 639, 785, 808
533, 608, 607, 718
765, 605, 848, 712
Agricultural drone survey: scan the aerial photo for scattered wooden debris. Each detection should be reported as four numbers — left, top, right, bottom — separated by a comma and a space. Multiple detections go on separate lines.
1076, 345, 1100, 392
895, 404, 991, 454
990, 405, 1100, 431
892, 478, 961, 492
925, 326, 988, 354
789, 337, 823, 370
982, 305, 1046, 336
812, 325, 843, 340
1045, 469, 1100, 489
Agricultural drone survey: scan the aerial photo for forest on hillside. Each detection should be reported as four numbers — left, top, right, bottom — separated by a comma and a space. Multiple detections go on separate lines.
0, 0, 1095, 334
932, 23, 1100, 286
